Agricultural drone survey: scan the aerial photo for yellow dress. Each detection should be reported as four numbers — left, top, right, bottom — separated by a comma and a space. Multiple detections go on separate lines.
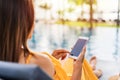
26, 52, 98, 80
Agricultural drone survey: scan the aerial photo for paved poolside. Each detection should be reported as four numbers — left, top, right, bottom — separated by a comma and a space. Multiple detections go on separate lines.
97, 59, 120, 80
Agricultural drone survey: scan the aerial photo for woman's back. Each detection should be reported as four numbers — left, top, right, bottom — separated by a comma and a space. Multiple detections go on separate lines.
19, 52, 54, 77
0, 0, 54, 77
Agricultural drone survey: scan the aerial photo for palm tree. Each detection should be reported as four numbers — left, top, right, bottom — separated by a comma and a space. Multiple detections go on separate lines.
57, 10, 65, 24
68, 0, 97, 29
57, 7, 75, 24
89, 0, 94, 29
39, 2, 52, 23
117, 0, 120, 27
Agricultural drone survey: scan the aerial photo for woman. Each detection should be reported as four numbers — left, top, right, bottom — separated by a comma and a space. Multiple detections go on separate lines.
0, 0, 85, 80
0, 0, 100, 80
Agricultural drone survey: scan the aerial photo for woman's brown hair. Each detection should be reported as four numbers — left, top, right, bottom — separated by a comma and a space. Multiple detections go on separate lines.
0, 0, 34, 62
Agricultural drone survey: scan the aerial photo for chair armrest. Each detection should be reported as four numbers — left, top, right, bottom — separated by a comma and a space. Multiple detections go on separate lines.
0, 61, 52, 80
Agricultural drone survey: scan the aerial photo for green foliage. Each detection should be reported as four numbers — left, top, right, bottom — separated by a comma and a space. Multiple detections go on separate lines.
57, 10, 64, 15
68, 0, 97, 5
39, 3, 51, 10
56, 20, 116, 28
66, 7, 75, 13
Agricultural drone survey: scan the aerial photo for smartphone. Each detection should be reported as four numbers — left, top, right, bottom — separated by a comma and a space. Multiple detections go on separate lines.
69, 37, 88, 59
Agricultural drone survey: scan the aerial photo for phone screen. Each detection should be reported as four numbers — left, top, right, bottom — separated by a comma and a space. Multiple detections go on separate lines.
70, 37, 88, 57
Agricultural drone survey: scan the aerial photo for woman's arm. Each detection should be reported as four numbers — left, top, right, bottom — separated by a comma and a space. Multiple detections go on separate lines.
52, 47, 86, 80
71, 60, 83, 80
28, 53, 54, 78
71, 47, 86, 80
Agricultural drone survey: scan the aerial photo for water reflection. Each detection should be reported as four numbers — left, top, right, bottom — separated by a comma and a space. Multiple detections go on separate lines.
28, 23, 120, 61
114, 28, 120, 61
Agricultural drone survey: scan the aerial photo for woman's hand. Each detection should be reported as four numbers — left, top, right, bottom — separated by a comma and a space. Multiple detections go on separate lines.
71, 47, 86, 80
52, 49, 70, 60
75, 47, 86, 64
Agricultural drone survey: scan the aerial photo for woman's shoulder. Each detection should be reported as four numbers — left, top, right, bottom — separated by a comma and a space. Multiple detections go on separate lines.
31, 52, 51, 61
29, 52, 54, 77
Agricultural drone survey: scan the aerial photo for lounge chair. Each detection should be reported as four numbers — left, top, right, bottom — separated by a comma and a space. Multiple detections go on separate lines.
0, 61, 52, 80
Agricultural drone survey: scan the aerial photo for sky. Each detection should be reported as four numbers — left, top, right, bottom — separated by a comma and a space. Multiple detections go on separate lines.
34, 0, 119, 20
97, 0, 118, 12
35, 0, 118, 12
50, 0, 118, 12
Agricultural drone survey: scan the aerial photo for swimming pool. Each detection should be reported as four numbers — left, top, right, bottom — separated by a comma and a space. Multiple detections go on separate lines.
28, 22, 120, 79
28, 23, 120, 60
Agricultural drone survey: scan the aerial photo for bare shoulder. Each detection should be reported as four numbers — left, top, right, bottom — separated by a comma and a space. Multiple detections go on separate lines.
29, 52, 54, 78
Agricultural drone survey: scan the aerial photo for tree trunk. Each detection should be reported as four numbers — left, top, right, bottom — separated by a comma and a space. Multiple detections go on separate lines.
89, 0, 93, 30
117, 0, 120, 27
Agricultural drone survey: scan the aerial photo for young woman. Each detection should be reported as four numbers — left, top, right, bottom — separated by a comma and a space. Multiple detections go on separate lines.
0, 0, 101, 80
0, 0, 85, 80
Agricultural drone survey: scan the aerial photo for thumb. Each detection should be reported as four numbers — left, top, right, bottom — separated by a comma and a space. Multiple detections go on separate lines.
77, 47, 86, 63
81, 46, 86, 56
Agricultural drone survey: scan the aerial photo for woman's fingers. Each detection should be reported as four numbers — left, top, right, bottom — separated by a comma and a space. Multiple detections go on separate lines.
54, 49, 70, 53
56, 52, 67, 59
61, 53, 67, 60
77, 47, 86, 63
80, 46, 86, 56
52, 49, 70, 59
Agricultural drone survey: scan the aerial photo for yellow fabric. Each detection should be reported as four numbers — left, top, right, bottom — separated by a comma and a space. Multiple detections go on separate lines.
42, 52, 98, 80
62, 58, 98, 80
26, 54, 32, 64
42, 52, 69, 80
26, 52, 98, 80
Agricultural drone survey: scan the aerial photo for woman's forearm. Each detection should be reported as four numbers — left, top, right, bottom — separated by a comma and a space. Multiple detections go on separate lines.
70, 47, 86, 80
71, 64, 82, 80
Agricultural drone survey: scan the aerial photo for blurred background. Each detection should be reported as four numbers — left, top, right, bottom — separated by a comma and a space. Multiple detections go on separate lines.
28, 0, 120, 79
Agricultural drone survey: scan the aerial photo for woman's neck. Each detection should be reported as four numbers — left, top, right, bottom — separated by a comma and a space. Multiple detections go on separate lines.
19, 52, 26, 64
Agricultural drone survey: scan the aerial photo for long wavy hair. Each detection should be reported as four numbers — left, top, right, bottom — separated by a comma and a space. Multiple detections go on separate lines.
0, 0, 34, 62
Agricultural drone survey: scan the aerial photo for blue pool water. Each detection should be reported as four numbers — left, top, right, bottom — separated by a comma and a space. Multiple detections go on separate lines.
28, 23, 120, 61
28, 22, 120, 80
